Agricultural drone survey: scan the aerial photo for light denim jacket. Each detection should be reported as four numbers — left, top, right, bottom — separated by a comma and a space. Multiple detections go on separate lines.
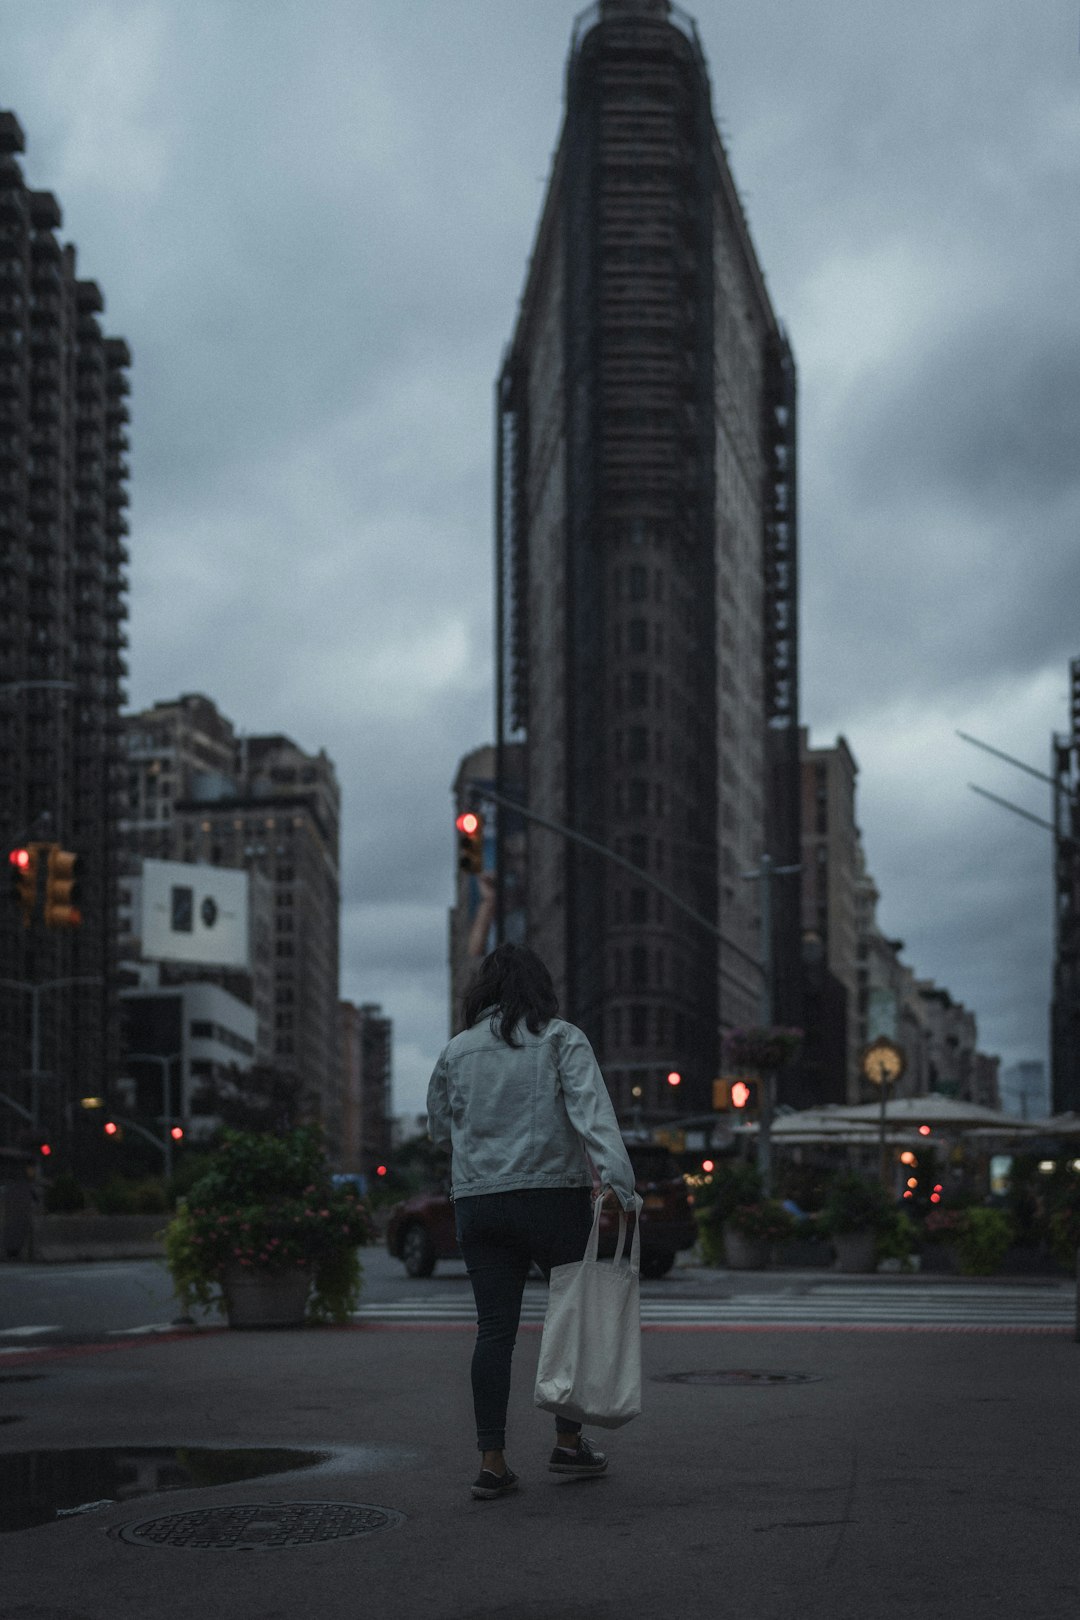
426, 1014, 636, 1209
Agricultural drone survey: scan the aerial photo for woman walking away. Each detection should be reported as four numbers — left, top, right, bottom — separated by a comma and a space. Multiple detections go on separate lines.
427, 942, 636, 1501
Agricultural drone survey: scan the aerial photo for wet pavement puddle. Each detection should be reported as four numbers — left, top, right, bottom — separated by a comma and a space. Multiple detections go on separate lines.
0, 1446, 331, 1532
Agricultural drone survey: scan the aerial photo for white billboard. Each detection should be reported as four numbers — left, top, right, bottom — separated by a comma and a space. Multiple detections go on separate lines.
141, 859, 250, 969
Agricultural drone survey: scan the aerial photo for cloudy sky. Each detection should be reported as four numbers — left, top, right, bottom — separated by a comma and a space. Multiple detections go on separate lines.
3, 0, 1077, 1116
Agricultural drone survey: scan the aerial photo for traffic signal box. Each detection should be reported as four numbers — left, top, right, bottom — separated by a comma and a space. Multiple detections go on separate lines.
8, 846, 40, 927
456, 811, 484, 874
712, 1076, 761, 1117
43, 846, 81, 929
7, 843, 81, 928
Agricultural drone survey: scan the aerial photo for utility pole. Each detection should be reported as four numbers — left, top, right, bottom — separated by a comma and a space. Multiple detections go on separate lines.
740, 854, 801, 1195
123, 1053, 181, 1179
0, 976, 102, 1129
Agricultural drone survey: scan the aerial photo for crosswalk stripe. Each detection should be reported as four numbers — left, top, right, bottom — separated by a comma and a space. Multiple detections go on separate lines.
353, 1288, 1074, 1329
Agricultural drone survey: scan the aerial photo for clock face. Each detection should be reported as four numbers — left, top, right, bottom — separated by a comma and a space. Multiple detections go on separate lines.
861, 1039, 905, 1083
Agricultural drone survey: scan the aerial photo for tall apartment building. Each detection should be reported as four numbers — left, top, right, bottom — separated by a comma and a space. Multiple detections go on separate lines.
493, 0, 800, 1119
172, 735, 342, 1144
120, 697, 342, 1147
339, 1000, 392, 1177
799, 731, 860, 1102
0, 111, 130, 1155
121, 694, 237, 860
119, 697, 274, 1063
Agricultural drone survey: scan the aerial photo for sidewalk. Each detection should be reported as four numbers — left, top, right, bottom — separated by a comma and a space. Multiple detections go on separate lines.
2, 1310, 1078, 1620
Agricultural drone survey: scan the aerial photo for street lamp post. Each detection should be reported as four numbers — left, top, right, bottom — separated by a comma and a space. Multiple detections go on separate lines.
861, 1037, 907, 1190
123, 1053, 181, 1179
741, 853, 801, 1196
0, 976, 103, 1129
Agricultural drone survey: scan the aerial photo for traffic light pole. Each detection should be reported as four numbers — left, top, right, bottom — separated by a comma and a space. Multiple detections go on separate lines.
468, 784, 796, 1182
0, 976, 102, 1129
740, 854, 801, 1197
467, 784, 760, 968
123, 1054, 180, 1179
103, 1112, 177, 1175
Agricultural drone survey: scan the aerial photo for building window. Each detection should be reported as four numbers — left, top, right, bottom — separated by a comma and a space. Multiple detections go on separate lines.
628, 618, 647, 653
629, 565, 647, 602
631, 946, 647, 988
630, 1005, 647, 1047
628, 726, 648, 763
630, 888, 647, 924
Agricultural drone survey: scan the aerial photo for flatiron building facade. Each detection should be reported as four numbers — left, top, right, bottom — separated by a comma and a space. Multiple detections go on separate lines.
494, 0, 801, 1119
0, 111, 130, 1155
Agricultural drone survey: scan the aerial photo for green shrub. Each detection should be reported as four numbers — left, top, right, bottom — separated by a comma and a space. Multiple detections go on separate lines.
726, 1200, 796, 1243
132, 1178, 169, 1214
91, 1175, 138, 1215
954, 1207, 1014, 1276
44, 1172, 86, 1213
1046, 1176, 1080, 1265
693, 1158, 762, 1226
162, 1127, 372, 1324
819, 1172, 893, 1237
876, 1210, 919, 1270
694, 1208, 725, 1266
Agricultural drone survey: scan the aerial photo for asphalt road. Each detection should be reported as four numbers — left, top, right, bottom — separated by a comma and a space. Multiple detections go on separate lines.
3, 1310, 1079, 1619
1, 1247, 1075, 1346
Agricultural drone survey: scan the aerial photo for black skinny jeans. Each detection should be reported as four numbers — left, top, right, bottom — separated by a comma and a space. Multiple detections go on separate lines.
455, 1186, 593, 1453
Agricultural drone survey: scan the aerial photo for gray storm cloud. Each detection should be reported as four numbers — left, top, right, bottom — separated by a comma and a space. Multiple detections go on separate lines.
2, 0, 1074, 1111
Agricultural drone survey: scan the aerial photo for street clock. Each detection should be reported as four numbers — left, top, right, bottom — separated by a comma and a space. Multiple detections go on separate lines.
861, 1036, 906, 1086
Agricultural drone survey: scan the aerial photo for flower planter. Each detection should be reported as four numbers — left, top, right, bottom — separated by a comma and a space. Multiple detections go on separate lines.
832, 1230, 878, 1274
723, 1229, 771, 1270
222, 1265, 311, 1329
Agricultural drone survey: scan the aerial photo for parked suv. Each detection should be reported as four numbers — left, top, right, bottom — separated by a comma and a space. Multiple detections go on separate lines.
385, 1139, 695, 1280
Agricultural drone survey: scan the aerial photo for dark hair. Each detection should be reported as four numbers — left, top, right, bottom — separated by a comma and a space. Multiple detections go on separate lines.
461, 943, 558, 1047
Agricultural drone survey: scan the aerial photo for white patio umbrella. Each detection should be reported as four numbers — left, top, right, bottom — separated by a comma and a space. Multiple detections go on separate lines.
840, 1095, 1034, 1131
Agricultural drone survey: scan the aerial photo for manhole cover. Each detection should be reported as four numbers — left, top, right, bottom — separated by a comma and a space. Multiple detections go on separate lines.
118, 1500, 405, 1550
653, 1369, 823, 1387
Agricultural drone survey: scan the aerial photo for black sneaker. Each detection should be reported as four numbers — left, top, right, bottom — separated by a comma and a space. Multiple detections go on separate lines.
470, 1465, 519, 1501
548, 1436, 608, 1476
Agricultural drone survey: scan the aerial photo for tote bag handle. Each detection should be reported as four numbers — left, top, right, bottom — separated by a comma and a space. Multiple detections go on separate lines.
585, 1189, 643, 1274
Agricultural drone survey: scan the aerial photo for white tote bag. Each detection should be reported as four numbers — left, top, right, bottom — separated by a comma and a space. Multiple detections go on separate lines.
534, 1192, 643, 1429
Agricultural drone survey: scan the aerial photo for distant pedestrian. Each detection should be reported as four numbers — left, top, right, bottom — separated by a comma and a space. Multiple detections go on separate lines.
427, 942, 636, 1501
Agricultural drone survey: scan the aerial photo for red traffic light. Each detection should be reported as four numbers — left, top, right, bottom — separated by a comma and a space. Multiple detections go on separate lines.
170, 1126, 184, 1141
456, 812, 480, 836
702, 1159, 714, 1173
730, 1079, 753, 1109
666, 1071, 682, 1087
104, 1121, 119, 1137
39, 1142, 52, 1157
918, 1125, 931, 1136
9, 847, 30, 869
376, 1164, 387, 1177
